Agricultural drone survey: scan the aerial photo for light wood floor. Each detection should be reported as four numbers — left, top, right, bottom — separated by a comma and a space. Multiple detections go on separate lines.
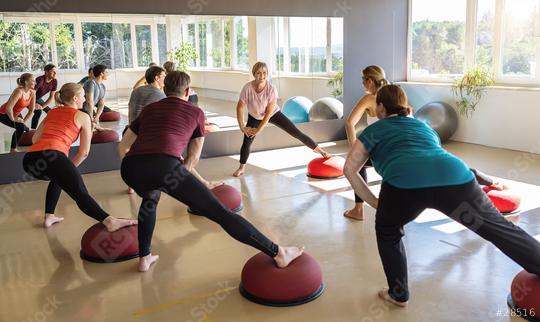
0, 140, 539, 322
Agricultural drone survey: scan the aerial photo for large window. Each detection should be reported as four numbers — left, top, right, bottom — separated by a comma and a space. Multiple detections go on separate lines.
181, 16, 248, 71
275, 17, 343, 74
54, 23, 77, 69
409, 0, 540, 84
157, 23, 168, 65
0, 14, 170, 73
112, 23, 132, 69
235, 16, 249, 70
0, 22, 52, 72
410, 0, 467, 79
135, 25, 152, 67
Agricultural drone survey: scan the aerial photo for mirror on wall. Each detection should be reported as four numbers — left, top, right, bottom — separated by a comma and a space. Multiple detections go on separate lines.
0, 13, 344, 154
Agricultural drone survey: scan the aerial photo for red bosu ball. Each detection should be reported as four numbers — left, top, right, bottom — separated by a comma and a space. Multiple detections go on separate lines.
307, 156, 345, 179
482, 185, 521, 214
18, 130, 36, 146
188, 184, 243, 215
99, 111, 120, 122
91, 129, 119, 144
507, 270, 540, 322
239, 252, 325, 306
80, 223, 139, 263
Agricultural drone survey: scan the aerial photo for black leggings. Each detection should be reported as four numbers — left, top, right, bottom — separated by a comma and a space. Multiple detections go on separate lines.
121, 154, 279, 257
470, 168, 494, 186
240, 112, 318, 164
376, 179, 540, 302
23, 150, 109, 222
0, 113, 29, 149
31, 98, 50, 129
354, 167, 494, 204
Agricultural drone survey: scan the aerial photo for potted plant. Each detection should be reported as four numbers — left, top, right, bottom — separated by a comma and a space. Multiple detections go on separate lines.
328, 59, 343, 100
167, 42, 199, 72
452, 66, 494, 117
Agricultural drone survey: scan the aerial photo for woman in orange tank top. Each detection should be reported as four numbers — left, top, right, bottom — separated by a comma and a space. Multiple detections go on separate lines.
0, 73, 36, 152
23, 83, 136, 231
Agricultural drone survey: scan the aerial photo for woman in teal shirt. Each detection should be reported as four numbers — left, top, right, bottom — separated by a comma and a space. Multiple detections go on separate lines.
344, 84, 540, 307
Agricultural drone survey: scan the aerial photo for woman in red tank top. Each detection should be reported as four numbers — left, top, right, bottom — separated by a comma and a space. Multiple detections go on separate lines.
23, 83, 136, 231
0, 73, 36, 152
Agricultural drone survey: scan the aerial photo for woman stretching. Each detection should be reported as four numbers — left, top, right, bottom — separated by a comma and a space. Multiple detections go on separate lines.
119, 71, 304, 272
0, 73, 36, 152
344, 84, 540, 307
23, 83, 136, 230
232, 62, 328, 177
344, 65, 389, 220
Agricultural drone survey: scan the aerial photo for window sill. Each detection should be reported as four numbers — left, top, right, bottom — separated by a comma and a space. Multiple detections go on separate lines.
398, 81, 540, 92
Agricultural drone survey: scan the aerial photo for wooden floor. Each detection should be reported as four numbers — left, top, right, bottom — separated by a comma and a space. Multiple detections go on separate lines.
0, 140, 539, 322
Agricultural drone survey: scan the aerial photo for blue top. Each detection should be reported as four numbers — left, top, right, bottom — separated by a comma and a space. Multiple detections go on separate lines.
358, 116, 474, 189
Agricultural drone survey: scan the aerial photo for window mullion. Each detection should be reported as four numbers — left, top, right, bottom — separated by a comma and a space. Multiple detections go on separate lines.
74, 18, 85, 70
492, 0, 504, 82
465, 0, 478, 70
131, 24, 138, 68
50, 23, 58, 68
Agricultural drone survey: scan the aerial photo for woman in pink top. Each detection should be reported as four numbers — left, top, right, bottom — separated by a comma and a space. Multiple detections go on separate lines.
233, 62, 328, 177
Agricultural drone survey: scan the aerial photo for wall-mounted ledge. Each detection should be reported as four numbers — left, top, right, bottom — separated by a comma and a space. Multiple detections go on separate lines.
0, 119, 345, 185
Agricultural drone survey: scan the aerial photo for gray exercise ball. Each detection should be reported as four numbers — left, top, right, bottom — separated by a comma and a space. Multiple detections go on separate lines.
414, 101, 458, 142
309, 97, 344, 121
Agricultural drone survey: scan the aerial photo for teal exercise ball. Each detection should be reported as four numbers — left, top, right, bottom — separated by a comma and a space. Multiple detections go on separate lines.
282, 96, 313, 123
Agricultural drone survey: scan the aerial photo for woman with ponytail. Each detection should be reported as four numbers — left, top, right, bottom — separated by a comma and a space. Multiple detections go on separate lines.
343, 65, 391, 220
344, 84, 540, 308
23, 83, 136, 230
0, 73, 36, 152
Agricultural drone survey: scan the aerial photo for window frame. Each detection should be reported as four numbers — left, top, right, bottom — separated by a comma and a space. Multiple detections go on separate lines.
407, 0, 540, 85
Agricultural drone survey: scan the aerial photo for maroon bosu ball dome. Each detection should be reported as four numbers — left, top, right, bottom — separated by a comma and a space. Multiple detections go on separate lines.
99, 110, 120, 122
307, 156, 345, 179
239, 252, 325, 306
91, 129, 119, 144
188, 184, 243, 215
508, 270, 540, 322
18, 130, 36, 146
80, 223, 139, 263
482, 185, 521, 214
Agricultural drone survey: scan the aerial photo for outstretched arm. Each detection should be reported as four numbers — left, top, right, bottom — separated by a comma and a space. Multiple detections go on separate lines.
343, 141, 378, 208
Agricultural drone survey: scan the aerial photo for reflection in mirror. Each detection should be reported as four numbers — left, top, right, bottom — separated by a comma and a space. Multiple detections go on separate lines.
0, 13, 343, 154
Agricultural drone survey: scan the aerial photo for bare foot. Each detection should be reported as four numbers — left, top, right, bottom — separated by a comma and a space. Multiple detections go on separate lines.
233, 165, 246, 177
504, 214, 520, 225
44, 213, 64, 228
274, 246, 305, 268
207, 181, 225, 190
127, 187, 135, 194
344, 204, 364, 221
103, 217, 137, 232
138, 254, 159, 272
378, 288, 408, 307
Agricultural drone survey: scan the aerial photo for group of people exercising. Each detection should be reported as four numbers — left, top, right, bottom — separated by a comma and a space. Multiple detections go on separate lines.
8, 60, 540, 307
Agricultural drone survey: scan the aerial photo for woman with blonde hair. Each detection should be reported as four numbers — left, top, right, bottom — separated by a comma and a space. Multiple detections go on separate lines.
0, 73, 36, 152
232, 61, 328, 177
343, 65, 390, 220
23, 82, 136, 230
344, 84, 540, 308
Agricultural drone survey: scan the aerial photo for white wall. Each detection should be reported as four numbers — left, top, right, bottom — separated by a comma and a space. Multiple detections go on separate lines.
400, 82, 540, 154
